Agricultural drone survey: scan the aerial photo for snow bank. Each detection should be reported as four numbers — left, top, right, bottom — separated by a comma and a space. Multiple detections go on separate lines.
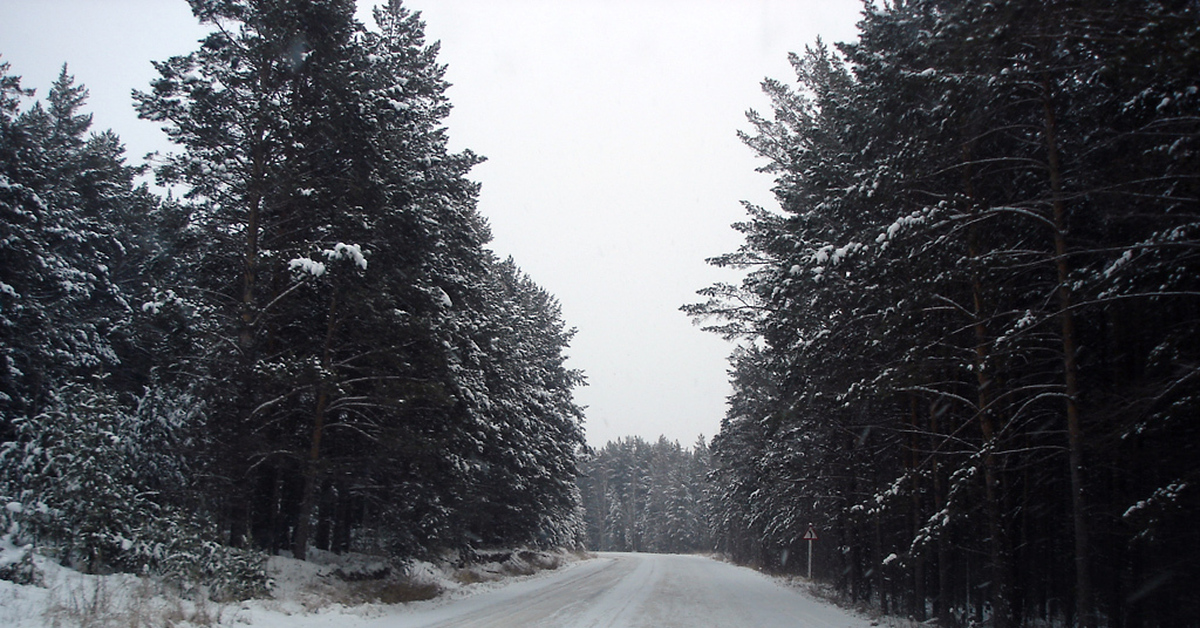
0, 546, 580, 627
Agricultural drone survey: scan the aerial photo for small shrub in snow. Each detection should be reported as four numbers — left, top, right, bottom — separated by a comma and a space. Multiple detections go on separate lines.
0, 534, 39, 585
0, 383, 268, 599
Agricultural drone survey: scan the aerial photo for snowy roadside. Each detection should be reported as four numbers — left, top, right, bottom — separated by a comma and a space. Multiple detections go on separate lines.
699, 553, 916, 628
771, 575, 926, 628
0, 542, 585, 627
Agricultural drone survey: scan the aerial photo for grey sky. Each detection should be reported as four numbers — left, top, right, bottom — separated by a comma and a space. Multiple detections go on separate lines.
0, 0, 864, 448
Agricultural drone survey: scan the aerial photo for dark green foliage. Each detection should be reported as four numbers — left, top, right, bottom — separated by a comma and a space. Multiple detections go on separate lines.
129, 0, 584, 560
0, 64, 149, 427
0, 61, 265, 594
0, 0, 584, 595
0, 383, 268, 597
455, 258, 587, 549
691, 1, 1200, 626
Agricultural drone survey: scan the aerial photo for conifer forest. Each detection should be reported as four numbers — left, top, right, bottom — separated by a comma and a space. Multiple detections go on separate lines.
2, 0, 583, 599
683, 2, 1200, 627
2, 1, 1198, 627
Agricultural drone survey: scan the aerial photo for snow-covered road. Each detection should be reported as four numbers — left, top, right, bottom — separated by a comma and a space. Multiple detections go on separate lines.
348, 552, 872, 628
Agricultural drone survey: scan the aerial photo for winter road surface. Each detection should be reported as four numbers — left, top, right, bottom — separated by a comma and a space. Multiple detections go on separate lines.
377, 552, 871, 628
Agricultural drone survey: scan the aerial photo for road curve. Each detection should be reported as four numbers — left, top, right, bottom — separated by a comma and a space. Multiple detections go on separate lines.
382, 552, 872, 628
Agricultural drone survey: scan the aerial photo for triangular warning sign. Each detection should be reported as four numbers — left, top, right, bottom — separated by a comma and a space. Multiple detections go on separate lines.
802, 524, 818, 541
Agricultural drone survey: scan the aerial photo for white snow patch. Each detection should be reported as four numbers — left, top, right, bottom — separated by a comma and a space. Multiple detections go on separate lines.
435, 287, 453, 308
0, 547, 579, 628
1103, 249, 1134, 279
289, 257, 327, 277
323, 242, 368, 270
1123, 481, 1188, 520
1014, 309, 1037, 330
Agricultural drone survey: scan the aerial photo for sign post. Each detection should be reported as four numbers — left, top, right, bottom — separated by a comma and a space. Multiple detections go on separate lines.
802, 523, 818, 579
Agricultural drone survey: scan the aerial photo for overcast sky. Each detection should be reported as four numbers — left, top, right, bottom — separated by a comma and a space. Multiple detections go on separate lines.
0, 0, 864, 448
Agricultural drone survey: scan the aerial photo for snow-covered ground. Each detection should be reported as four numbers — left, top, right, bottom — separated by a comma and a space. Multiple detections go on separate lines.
0, 545, 576, 627
0, 549, 875, 627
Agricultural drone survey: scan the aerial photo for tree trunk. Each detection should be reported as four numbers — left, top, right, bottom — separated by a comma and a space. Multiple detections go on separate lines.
230, 125, 268, 551
597, 464, 608, 550
931, 401, 954, 627
291, 388, 327, 560
910, 395, 927, 621
292, 288, 339, 560
875, 512, 887, 615
315, 478, 335, 551
965, 142, 1012, 628
332, 483, 352, 553
1042, 84, 1095, 628
227, 480, 250, 548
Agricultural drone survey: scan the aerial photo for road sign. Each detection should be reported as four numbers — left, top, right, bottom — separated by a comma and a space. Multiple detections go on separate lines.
803, 523, 817, 579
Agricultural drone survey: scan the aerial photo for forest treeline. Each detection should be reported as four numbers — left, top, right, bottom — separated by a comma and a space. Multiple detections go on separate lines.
686, 1, 1199, 628
577, 436, 712, 555
0, 0, 584, 597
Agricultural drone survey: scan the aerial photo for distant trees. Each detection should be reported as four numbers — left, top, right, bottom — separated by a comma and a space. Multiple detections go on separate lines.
1, 0, 585, 593
689, 1, 1199, 627
578, 436, 711, 554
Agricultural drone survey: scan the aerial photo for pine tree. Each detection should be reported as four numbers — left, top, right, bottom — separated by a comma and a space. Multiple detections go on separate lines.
0, 65, 142, 424
134, 0, 586, 560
